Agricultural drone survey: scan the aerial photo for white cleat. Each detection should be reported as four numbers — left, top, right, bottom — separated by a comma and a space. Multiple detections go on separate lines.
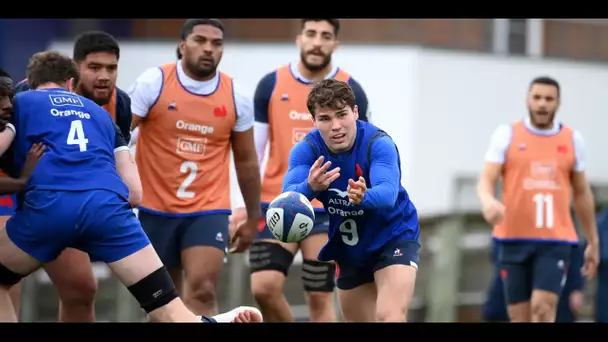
199, 306, 263, 323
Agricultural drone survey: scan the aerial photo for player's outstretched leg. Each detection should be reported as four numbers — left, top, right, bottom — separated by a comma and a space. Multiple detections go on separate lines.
107, 243, 262, 322
0, 223, 45, 322
107, 243, 212, 322
44, 248, 97, 322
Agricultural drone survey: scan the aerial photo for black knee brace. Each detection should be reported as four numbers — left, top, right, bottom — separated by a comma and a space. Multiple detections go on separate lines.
301, 259, 335, 292
0, 263, 23, 286
249, 241, 294, 276
127, 266, 178, 313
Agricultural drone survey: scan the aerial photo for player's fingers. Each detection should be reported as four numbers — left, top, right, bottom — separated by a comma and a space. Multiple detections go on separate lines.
348, 193, 362, 205
357, 177, 367, 189
311, 156, 324, 170
311, 161, 330, 180
589, 261, 598, 278
240, 311, 252, 323
322, 167, 340, 182
582, 262, 595, 279
233, 236, 252, 253
31, 144, 45, 158
349, 188, 364, 198
324, 171, 341, 185
348, 178, 358, 189
319, 160, 332, 173
36, 143, 46, 153
229, 235, 239, 253
29, 143, 41, 154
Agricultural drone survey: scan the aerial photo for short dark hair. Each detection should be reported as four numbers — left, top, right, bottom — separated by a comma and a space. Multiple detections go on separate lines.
176, 46, 182, 59
0, 68, 10, 79
301, 19, 340, 37
27, 51, 80, 90
530, 76, 560, 97
180, 19, 224, 40
307, 79, 356, 117
0, 67, 12, 97
73, 31, 120, 62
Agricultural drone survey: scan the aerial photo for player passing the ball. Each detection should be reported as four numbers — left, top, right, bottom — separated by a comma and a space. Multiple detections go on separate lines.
232, 18, 371, 323
282, 79, 420, 322
476, 76, 599, 323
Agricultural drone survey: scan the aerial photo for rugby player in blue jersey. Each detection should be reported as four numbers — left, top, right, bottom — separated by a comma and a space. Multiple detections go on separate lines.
282, 78, 420, 322
0, 51, 262, 323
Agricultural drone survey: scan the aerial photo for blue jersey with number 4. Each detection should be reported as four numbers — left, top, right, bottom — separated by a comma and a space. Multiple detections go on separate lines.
283, 120, 420, 265
12, 88, 128, 199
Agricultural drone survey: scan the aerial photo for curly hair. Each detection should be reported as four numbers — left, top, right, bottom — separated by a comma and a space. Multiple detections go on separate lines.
27, 51, 80, 90
306, 79, 356, 117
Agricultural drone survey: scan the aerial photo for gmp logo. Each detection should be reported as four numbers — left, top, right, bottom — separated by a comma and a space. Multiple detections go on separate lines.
292, 127, 311, 145
49, 94, 84, 108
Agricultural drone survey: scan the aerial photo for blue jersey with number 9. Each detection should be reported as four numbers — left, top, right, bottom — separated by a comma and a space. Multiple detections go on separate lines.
11, 88, 128, 199
299, 121, 420, 265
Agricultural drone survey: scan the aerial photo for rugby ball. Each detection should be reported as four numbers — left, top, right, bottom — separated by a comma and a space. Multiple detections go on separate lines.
266, 191, 316, 243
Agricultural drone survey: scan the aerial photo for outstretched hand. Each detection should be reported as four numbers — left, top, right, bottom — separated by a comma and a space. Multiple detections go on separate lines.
347, 176, 367, 205
308, 156, 340, 192
20, 143, 45, 180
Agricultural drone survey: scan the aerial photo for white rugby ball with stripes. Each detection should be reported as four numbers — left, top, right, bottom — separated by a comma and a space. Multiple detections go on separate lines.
266, 191, 316, 243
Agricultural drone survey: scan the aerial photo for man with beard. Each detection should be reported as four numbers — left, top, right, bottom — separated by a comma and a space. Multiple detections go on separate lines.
128, 18, 261, 317
11, 31, 132, 322
230, 19, 370, 322
14, 31, 132, 142
476, 76, 599, 322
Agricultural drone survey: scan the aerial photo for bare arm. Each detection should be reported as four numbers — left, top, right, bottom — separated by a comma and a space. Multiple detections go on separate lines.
231, 128, 261, 220
131, 114, 144, 131
476, 125, 511, 203
0, 142, 45, 195
127, 66, 163, 145
0, 124, 15, 157
116, 149, 142, 207
230, 72, 275, 211
571, 131, 598, 245
128, 116, 143, 147
0, 125, 25, 194
477, 163, 503, 203
114, 124, 142, 207
230, 80, 262, 219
